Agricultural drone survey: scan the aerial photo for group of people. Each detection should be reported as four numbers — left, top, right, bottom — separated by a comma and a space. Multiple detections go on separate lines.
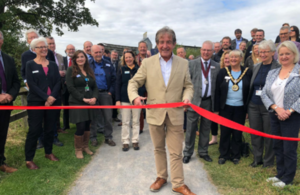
0, 22, 300, 195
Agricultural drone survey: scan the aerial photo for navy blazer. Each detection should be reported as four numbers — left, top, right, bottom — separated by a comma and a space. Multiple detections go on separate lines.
215, 66, 253, 112
0, 51, 20, 103
261, 63, 300, 113
21, 49, 55, 82
89, 58, 116, 96
26, 60, 61, 102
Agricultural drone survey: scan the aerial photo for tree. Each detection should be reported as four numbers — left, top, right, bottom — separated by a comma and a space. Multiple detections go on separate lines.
0, 0, 99, 36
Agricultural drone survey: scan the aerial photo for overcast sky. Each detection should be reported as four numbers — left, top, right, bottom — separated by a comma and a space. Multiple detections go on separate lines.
51, 0, 299, 55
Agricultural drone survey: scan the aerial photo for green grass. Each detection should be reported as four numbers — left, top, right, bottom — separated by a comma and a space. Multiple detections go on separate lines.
196, 121, 300, 195
0, 114, 104, 195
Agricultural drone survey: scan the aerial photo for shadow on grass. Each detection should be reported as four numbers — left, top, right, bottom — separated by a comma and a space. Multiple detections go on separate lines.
0, 119, 104, 195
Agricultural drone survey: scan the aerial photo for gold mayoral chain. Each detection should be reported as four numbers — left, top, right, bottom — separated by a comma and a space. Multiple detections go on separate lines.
225, 67, 249, 91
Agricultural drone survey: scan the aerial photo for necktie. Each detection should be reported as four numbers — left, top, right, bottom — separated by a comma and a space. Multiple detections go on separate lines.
203, 61, 209, 98
68, 58, 72, 67
0, 58, 7, 93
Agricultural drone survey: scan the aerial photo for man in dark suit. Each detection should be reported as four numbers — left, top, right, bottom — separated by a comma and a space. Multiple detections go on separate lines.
183, 40, 220, 164
231, 29, 248, 50
0, 31, 21, 173
62, 44, 76, 130
244, 29, 265, 62
110, 49, 121, 124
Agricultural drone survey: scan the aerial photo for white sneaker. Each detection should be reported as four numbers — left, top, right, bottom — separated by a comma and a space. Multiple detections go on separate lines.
266, 177, 280, 183
272, 181, 286, 188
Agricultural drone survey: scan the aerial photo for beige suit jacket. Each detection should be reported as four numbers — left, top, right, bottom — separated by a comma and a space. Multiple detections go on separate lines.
128, 54, 194, 126
56, 53, 66, 72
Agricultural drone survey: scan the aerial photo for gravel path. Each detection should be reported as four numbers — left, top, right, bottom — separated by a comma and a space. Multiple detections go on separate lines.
68, 120, 219, 195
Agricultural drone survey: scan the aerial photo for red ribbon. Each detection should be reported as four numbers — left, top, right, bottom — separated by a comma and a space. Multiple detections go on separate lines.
1, 102, 299, 141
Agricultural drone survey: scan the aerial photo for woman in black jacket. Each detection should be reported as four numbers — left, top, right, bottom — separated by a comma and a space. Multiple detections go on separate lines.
215, 50, 252, 165
66, 50, 98, 159
25, 37, 61, 169
115, 51, 145, 151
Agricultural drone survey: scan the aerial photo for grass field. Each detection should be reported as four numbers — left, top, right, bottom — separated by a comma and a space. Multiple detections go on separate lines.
0, 96, 104, 195
197, 121, 300, 195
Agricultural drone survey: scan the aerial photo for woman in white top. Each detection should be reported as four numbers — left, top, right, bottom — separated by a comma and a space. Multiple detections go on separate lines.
261, 41, 300, 187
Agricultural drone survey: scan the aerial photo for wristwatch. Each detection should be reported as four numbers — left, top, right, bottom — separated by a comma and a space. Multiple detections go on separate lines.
273, 106, 278, 110
289, 108, 294, 113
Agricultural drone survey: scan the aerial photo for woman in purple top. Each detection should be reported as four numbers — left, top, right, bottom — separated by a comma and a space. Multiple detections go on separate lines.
25, 37, 61, 170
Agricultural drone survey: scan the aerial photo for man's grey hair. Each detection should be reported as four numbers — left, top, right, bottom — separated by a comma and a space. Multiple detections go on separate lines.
25, 28, 39, 40
138, 41, 148, 47
259, 40, 276, 52
177, 47, 186, 52
214, 42, 221, 46
239, 41, 247, 46
202, 40, 214, 50
0, 31, 3, 39
30, 37, 47, 50
155, 26, 176, 44
280, 26, 291, 32
111, 49, 118, 54
229, 49, 244, 58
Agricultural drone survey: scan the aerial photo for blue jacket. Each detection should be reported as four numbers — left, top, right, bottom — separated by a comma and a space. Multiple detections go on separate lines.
261, 63, 300, 113
89, 58, 116, 96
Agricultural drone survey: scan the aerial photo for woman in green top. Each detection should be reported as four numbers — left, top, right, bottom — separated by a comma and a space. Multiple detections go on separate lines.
66, 50, 98, 159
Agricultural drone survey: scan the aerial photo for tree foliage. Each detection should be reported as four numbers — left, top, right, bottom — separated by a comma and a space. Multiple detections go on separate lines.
0, 0, 99, 36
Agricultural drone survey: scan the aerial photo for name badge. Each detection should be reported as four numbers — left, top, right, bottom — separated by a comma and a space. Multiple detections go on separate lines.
211, 66, 215, 69
76, 74, 81, 78
32, 70, 39, 74
256, 90, 262, 96
106, 64, 110, 67
225, 76, 230, 82
124, 71, 130, 74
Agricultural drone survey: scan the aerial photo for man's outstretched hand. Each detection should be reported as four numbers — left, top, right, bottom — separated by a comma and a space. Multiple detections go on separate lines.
133, 96, 147, 105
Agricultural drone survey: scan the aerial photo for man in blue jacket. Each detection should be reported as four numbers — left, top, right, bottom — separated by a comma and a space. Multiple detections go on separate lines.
89, 45, 116, 146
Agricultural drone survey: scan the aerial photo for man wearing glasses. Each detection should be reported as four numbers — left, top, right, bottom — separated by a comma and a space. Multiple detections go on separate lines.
183, 41, 220, 164
274, 26, 300, 64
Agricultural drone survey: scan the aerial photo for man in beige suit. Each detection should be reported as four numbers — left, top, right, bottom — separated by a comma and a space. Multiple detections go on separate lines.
128, 26, 195, 195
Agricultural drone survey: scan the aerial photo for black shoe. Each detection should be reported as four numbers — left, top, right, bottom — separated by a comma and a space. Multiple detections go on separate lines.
249, 161, 263, 167
218, 158, 226, 165
199, 155, 212, 162
122, 144, 129, 152
53, 137, 64, 147
105, 139, 116, 146
36, 141, 44, 149
232, 159, 240, 165
113, 118, 121, 122
183, 156, 191, 164
139, 130, 143, 134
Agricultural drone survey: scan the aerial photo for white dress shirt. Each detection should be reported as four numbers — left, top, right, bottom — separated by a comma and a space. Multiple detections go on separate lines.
200, 58, 212, 97
159, 53, 174, 87
271, 76, 288, 108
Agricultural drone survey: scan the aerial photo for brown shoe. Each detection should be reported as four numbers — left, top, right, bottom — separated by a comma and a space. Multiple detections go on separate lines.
26, 161, 39, 170
83, 131, 93, 155
122, 144, 129, 152
75, 135, 84, 159
150, 177, 167, 192
91, 139, 98, 147
57, 129, 68, 134
0, 164, 17, 173
132, 143, 140, 150
172, 185, 196, 195
105, 139, 116, 146
45, 154, 59, 161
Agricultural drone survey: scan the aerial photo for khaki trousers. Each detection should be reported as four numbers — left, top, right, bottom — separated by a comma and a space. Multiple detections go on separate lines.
121, 102, 141, 144
149, 114, 184, 189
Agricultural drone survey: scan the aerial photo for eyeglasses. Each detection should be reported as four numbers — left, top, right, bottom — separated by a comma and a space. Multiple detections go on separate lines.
201, 49, 213, 52
259, 51, 272, 54
35, 46, 48, 49
280, 33, 289, 36
291, 30, 295, 32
